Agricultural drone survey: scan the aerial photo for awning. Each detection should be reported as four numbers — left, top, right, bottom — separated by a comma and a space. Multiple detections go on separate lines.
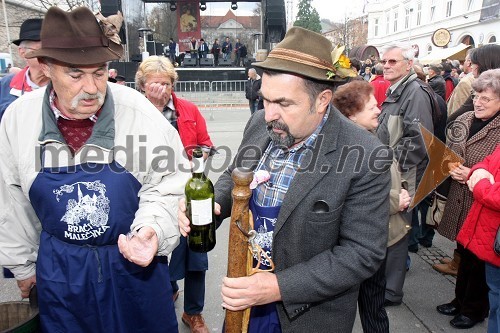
419, 43, 471, 65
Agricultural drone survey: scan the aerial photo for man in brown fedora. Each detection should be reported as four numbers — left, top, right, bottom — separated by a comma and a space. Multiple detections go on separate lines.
0, 18, 49, 121
0, 6, 191, 332
178, 26, 392, 332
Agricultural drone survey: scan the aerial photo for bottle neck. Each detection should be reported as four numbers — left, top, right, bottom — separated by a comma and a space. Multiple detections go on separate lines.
192, 156, 205, 176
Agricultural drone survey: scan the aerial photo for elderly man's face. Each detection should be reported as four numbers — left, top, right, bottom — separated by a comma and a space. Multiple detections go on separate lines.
261, 73, 329, 148
42, 61, 108, 119
382, 48, 412, 84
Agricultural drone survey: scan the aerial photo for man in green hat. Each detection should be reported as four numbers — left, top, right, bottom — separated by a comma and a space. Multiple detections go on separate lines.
179, 26, 392, 332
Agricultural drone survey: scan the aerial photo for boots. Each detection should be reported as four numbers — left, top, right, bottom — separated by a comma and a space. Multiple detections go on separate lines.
433, 250, 460, 276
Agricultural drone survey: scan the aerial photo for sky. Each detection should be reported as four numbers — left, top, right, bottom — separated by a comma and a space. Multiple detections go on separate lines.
201, 0, 367, 23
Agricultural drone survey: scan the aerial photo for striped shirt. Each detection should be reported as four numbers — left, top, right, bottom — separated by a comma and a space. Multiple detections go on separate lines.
253, 109, 329, 207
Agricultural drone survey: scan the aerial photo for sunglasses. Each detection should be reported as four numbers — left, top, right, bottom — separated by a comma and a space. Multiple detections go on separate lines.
380, 59, 406, 66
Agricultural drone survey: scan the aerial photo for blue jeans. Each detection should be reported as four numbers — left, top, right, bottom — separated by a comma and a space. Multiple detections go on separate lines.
171, 270, 206, 314
486, 263, 500, 333
249, 99, 259, 114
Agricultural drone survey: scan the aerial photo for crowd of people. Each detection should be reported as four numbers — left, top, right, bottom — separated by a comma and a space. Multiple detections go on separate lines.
0, 5, 499, 333
166, 36, 248, 67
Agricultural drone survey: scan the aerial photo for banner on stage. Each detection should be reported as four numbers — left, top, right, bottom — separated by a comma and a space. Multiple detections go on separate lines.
177, 0, 201, 53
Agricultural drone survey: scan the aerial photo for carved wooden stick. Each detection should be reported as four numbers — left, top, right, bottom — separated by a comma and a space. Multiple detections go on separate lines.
225, 167, 253, 333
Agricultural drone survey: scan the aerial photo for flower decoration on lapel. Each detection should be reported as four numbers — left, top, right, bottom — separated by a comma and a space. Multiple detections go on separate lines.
326, 45, 357, 79
249, 170, 271, 190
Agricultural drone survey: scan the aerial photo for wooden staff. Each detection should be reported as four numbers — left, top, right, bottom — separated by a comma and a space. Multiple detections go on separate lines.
225, 167, 253, 333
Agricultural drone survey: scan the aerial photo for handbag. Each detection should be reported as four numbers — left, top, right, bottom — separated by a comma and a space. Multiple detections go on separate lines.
425, 191, 447, 228
495, 227, 500, 256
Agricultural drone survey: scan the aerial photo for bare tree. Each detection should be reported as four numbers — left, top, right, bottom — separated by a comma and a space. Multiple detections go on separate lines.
147, 3, 177, 44
24, 0, 100, 11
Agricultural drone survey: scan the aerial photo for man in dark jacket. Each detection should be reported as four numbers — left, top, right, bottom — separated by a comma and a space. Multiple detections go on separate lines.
245, 68, 261, 114
377, 44, 434, 263
427, 64, 446, 100
211, 39, 221, 66
179, 26, 391, 332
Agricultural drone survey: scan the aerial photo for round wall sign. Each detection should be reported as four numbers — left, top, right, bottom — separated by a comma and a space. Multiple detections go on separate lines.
432, 28, 451, 47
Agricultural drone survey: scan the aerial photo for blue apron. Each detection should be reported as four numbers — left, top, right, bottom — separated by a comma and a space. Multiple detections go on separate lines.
247, 198, 282, 333
28, 159, 178, 333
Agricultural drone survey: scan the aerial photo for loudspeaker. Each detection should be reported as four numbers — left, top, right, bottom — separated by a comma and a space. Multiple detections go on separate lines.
219, 58, 232, 66
156, 43, 165, 56
265, 0, 286, 43
199, 58, 214, 66
183, 58, 198, 67
146, 41, 156, 55
100, 0, 121, 16
131, 54, 142, 62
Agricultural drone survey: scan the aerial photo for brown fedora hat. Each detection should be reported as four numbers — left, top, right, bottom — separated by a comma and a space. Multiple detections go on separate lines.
12, 18, 43, 46
253, 27, 355, 83
26, 6, 123, 65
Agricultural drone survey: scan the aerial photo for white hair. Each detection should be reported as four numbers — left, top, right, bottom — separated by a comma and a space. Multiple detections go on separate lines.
381, 43, 415, 61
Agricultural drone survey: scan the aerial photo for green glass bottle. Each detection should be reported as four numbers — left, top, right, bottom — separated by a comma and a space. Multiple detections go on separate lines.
185, 147, 216, 252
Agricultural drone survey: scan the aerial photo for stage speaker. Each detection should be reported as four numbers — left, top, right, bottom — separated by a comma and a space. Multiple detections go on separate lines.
131, 54, 142, 62
265, 0, 286, 43
100, 0, 121, 15
219, 58, 232, 66
183, 58, 198, 67
146, 41, 156, 55
156, 43, 165, 56
199, 58, 214, 66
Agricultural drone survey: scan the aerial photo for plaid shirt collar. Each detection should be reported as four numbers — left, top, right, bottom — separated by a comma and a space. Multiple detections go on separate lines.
49, 89, 99, 123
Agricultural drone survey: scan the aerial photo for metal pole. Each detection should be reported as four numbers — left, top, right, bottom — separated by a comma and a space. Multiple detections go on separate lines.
2, 0, 13, 64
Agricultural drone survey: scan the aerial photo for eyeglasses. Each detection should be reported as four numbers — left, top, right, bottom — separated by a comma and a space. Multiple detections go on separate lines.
472, 94, 498, 104
380, 59, 406, 66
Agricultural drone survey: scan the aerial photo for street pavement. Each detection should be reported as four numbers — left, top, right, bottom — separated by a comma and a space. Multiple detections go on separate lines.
0, 107, 488, 332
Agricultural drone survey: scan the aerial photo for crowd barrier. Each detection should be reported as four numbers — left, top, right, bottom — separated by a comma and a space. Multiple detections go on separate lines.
125, 80, 248, 120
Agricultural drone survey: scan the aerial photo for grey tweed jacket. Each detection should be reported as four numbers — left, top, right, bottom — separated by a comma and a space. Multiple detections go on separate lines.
215, 107, 392, 332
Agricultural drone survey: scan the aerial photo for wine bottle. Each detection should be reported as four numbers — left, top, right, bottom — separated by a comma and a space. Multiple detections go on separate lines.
185, 147, 216, 252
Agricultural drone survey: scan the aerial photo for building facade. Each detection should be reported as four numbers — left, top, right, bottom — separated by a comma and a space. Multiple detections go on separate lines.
201, 10, 261, 58
366, 0, 499, 60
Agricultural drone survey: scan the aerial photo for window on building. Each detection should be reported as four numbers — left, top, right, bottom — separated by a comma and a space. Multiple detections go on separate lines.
394, 7, 398, 32
467, 0, 474, 11
405, 8, 410, 29
489, 36, 497, 43
430, 0, 436, 21
446, 1, 452, 17
386, 11, 390, 34
417, 3, 422, 25
374, 18, 379, 36
427, 45, 432, 55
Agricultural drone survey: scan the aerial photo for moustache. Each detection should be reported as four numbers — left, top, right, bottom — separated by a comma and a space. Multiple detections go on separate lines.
267, 120, 289, 132
77, 93, 102, 101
